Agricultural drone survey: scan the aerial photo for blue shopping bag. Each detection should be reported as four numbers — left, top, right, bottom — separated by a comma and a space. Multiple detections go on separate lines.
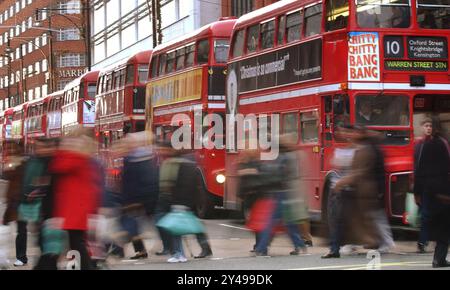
405, 192, 420, 228
156, 207, 205, 236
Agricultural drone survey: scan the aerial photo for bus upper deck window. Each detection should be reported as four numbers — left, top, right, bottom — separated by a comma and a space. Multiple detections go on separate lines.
417, 0, 450, 29
176, 48, 185, 70
246, 24, 260, 53
356, 0, 410, 29
277, 15, 286, 45
126, 64, 135, 84
261, 20, 275, 50
231, 30, 245, 58
138, 65, 148, 83
158, 54, 167, 76
214, 39, 230, 63
197, 39, 210, 64
151, 56, 159, 78
166, 52, 176, 73
286, 11, 302, 43
185, 44, 195, 67
305, 4, 323, 37
326, 0, 349, 31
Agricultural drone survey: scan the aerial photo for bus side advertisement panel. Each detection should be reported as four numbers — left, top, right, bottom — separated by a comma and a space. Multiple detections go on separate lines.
228, 38, 323, 94
149, 68, 203, 108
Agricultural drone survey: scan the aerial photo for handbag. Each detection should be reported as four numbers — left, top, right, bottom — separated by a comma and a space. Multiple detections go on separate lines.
156, 206, 205, 236
246, 198, 275, 232
18, 200, 42, 223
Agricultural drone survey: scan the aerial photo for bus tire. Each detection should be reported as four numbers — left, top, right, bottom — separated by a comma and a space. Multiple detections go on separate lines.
195, 173, 216, 219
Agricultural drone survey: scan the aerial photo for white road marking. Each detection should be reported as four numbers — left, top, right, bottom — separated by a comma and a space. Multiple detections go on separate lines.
219, 224, 252, 232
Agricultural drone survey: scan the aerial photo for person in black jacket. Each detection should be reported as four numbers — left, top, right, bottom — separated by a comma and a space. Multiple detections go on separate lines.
120, 132, 159, 260
414, 117, 450, 268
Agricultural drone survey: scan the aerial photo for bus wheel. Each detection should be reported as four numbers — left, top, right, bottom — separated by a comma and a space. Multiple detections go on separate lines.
195, 175, 216, 219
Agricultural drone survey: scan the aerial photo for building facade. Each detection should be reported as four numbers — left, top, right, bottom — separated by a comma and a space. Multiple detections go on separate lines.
90, 0, 223, 70
221, 0, 279, 18
0, 0, 90, 110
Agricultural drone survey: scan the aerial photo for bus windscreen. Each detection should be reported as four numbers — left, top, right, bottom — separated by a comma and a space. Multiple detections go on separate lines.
417, 0, 450, 29
356, 0, 411, 28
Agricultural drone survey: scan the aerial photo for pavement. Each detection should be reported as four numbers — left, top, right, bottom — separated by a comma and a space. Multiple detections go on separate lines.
0, 180, 448, 270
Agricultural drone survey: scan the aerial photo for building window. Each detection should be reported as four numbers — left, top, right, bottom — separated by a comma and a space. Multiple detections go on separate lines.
57, 28, 81, 41
57, 53, 86, 67
232, 0, 253, 17
57, 0, 81, 14
57, 80, 71, 91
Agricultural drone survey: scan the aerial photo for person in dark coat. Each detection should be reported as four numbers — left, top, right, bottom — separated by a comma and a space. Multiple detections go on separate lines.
120, 132, 159, 260
414, 118, 450, 268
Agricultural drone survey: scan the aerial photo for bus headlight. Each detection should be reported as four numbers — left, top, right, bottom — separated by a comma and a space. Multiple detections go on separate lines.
216, 174, 226, 184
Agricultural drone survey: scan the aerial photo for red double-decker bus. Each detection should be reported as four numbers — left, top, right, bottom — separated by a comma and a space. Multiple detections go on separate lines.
25, 96, 50, 148
146, 17, 237, 218
46, 90, 64, 139
96, 50, 152, 148
0, 108, 14, 174
11, 103, 28, 143
224, 0, 450, 225
61, 70, 99, 136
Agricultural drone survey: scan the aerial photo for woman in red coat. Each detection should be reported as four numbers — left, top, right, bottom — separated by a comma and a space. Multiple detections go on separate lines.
49, 132, 101, 270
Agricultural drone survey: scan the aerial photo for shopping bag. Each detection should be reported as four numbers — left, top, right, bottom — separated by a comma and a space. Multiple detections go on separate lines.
156, 208, 205, 236
246, 198, 275, 232
41, 219, 68, 255
282, 197, 309, 224
18, 200, 42, 223
404, 192, 420, 228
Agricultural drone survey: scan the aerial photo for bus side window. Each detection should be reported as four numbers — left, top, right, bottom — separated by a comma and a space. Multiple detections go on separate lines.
326, 0, 349, 31
300, 111, 319, 144
232, 29, 245, 58
151, 56, 159, 78
277, 15, 286, 45
246, 24, 260, 53
197, 39, 210, 64
282, 112, 299, 143
305, 4, 323, 37
261, 20, 275, 50
286, 11, 302, 43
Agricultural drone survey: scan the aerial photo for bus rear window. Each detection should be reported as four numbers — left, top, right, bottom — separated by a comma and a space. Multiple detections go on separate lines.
417, 0, 450, 29
88, 84, 97, 98
356, 0, 410, 28
214, 39, 230, 63
138, 65, 148, 83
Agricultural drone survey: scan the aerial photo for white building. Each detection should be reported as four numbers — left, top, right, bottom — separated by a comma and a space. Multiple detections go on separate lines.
90, 0, 223, 70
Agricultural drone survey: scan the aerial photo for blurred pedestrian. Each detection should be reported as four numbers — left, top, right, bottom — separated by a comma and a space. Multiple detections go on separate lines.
120, 132, 159, 260
253, 137, 307, 256
1, 141, 26, 266
414, 117, 450, 268
49, 129, 101, 270
322, 126, 357, 259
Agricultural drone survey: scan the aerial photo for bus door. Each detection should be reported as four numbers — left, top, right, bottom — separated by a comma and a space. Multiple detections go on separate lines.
413, 94, 450, 141
321, 94, 350, 172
